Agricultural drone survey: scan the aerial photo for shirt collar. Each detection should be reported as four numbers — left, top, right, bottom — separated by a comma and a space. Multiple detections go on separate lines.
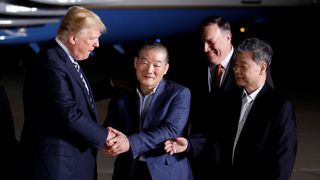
136, 83, 159, 98
242, 83, 264, 103
55, 37, 76, 64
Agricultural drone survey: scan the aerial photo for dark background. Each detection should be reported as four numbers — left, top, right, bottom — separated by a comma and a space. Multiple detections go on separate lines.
1, 5, 319, 94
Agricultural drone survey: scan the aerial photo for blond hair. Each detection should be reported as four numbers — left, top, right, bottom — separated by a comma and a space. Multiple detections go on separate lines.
57, 6, 106, 41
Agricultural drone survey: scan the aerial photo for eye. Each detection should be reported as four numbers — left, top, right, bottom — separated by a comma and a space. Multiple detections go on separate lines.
137, 59, 148, 66
154, 63, 162, 68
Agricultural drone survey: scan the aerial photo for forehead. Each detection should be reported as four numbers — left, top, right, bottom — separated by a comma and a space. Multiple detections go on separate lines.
236, 51, 254, 63
78, 27, 101, 37
202, 24, 221, 40
139, 48, 167, 61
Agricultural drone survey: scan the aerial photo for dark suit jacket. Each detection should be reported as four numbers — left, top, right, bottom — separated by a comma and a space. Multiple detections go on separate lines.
104, 79, 193, 180
0, 85, 20, 180
186, 51, 241, 180
189, 50, 274, 132
20, 41, 108, 180
188, 52, 239, 133
217, 83, 297, 180
187, 50, 275, 179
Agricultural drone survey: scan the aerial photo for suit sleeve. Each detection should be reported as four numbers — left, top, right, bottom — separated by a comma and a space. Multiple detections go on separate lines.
128, 87, 191, 159
273, 100, 297, 180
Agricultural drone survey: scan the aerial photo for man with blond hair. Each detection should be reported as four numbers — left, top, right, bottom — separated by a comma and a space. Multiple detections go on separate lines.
20, 6, 115, 180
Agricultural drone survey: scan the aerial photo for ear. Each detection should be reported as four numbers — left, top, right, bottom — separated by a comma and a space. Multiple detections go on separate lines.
68, 33, 76, 45
259, 62, 267, 75
134, 57, 138, 68
163, 63, 169, 75
225, 32, 232, 42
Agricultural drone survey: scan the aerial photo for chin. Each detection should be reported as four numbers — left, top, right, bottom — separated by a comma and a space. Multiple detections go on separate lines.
236, 81, 244, 87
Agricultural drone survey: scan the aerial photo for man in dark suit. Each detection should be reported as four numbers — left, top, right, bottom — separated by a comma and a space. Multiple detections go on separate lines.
165, 38, 297, 180
181, 15, 244, 180
20, 6, 115, 180
189, 15, 274, 133
177, 16, 275, 179
103, 42, 193, 180
218, 37, 297, 180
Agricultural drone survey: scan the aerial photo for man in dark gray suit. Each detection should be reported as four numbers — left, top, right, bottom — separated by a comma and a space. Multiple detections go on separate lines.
20, 6, 115, 180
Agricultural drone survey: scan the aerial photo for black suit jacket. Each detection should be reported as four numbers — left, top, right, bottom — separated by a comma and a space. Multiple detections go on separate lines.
186, 51, 241, 180
187, 49, 275, 179
217, 83, 297, 180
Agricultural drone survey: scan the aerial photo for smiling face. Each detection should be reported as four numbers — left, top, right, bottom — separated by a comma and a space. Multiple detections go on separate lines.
134, 48, 169, 95
67, 27, 101, 61
202, 24, 232, 65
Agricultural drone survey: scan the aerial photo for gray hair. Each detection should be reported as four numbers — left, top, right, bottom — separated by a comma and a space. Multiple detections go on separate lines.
236, 38, 273, 66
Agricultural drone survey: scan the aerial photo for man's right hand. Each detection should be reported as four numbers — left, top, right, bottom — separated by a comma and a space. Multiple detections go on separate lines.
164, 137, 188, 155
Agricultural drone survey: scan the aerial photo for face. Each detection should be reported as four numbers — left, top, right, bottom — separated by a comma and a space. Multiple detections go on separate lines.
68, 27, 101, 60
202, 24, 231, 65
134, 48, 169, 94
233, 51, 266, 93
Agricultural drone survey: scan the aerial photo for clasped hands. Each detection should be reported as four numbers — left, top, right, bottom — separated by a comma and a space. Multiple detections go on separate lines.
104, 128, 189, 157
104, 127, 130, 157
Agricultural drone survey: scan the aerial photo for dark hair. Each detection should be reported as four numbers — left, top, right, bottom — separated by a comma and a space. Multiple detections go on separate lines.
199, 16, 231, 34
236, 38, 273, 66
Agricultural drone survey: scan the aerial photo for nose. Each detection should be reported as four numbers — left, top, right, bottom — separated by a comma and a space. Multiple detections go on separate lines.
94, 39, 99, 48
146, 64, 154, 73
204, 43, 210, 52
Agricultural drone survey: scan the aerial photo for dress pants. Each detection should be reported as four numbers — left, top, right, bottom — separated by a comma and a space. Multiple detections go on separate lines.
132, 160, 152, 180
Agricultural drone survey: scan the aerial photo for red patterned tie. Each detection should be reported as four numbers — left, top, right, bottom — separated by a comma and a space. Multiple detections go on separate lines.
212, 64, 222, 93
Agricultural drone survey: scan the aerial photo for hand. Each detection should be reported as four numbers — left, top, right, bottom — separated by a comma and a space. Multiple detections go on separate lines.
106, 127, 118, 142
164, 137, 188, 155
104, 127, 130, 157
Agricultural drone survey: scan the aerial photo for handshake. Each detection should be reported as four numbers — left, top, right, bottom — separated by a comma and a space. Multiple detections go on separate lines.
104, 127, 130, 157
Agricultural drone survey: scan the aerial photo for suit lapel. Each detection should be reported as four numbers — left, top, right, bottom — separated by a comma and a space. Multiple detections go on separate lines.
236, 84, 272, 143
221, 52, 236, 92
140, 79, 166, 129
55, 45, 97, 113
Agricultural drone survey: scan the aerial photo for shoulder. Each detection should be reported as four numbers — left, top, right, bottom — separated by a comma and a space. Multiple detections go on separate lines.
162, 79, 191, 94
37, 40, 66, 63
260, 87, 295, 113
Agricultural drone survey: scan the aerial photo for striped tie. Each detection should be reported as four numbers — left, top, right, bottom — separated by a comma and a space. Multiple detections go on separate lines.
73, 62, 90, 95
72, 61, 95, 109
